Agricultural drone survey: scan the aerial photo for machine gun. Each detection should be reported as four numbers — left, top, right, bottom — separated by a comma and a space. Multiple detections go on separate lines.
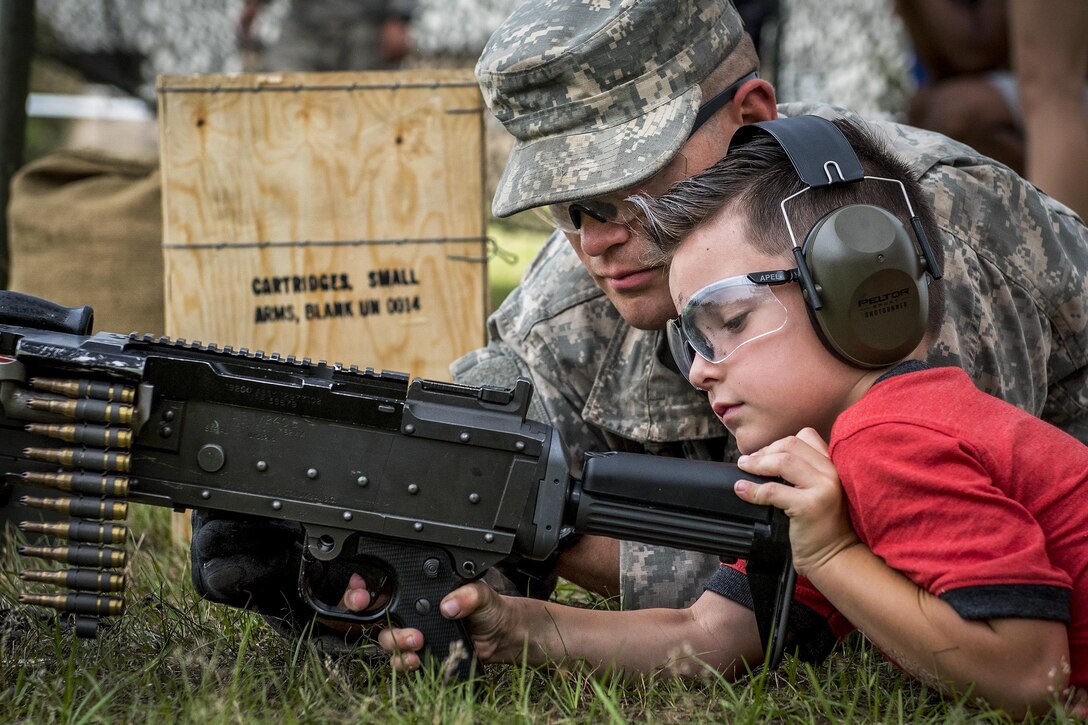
0, 291, 795, 679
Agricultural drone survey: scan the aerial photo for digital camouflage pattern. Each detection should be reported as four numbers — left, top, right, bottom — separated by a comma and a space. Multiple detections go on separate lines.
476, 0, 746, 218
774, 0, 913, 120
452, 101, 1088, 610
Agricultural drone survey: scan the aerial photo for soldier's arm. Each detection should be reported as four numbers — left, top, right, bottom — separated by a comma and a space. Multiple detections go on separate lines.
922, 159, 1088, 440
451, 338, 623, 597
555, 534, 619, 598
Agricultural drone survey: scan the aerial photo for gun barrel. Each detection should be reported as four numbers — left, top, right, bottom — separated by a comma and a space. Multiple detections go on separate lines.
571, 496, 764, 555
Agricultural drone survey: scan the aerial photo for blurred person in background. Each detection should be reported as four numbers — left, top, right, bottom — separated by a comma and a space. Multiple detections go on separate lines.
238, 0, 416, 72
897, 0, 1088, 218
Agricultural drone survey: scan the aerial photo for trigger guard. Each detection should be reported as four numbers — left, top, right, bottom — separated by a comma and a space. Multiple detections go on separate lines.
297, 553, 394, 627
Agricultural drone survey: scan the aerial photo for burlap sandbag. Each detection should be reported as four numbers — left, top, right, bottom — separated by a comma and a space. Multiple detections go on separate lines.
8, 149, 163, 335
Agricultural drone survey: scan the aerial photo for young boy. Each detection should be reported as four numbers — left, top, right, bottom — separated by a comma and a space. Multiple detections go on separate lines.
354, 117, 1088, 717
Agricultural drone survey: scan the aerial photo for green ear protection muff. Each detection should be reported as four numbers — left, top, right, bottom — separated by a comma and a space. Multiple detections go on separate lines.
729, 116, 943, 368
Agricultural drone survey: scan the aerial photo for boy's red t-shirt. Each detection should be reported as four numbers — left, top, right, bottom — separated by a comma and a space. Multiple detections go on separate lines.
715, 365, 1088, 688
834, 365, 1088, 688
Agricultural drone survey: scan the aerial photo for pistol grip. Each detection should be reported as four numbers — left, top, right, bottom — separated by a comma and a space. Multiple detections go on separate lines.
300, 536, 479, 680
373, 540, 477, 681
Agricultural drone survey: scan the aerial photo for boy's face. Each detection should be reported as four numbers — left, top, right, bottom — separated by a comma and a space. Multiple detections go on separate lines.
668, 212, 873, 453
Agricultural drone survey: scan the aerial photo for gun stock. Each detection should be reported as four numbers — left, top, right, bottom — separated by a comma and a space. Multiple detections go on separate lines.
0, 291, 794, 679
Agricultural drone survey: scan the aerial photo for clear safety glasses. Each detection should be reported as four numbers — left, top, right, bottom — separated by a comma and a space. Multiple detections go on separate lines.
667, 269, 799, 379
533, 72, 759, 236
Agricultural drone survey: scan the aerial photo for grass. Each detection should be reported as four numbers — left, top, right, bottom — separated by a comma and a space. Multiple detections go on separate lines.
487, 214, 552, 313
1, 506, 1081, 723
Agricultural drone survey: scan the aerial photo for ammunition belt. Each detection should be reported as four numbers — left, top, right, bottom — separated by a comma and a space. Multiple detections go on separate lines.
14, 376, 134, 636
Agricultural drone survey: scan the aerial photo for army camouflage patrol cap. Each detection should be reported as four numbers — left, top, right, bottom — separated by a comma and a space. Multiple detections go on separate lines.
477, 0, 745, 218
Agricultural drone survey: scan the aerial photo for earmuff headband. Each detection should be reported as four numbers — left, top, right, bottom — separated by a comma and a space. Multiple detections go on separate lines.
730, 116, 864, 187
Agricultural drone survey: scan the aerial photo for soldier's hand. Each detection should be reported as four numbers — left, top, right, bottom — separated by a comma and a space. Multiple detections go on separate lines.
192, 510, 370, 650
190, 509, 304, 616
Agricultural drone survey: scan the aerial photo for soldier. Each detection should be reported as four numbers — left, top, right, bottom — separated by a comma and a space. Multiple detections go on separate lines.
192, 0, 1088, 646
238, 0, 416, 72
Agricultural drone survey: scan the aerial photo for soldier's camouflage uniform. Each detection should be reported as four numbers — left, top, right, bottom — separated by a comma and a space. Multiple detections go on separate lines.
453, 101, 1088, 612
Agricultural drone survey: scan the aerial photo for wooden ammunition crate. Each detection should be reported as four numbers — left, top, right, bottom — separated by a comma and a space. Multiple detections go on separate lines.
157, 69, 488, 381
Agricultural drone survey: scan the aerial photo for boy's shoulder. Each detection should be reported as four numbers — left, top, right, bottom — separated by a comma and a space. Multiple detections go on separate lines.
831, 364, 1088, 470
837, 364, 1023, 435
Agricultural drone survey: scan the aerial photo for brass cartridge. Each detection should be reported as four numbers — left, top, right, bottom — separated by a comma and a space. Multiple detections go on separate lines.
19, 520, 127, 545
18, 471, 130, 497
25, 398, 134, 425
22, 447, 131, 473
25, 423, 133, 449
17, 543, 126, 568
19, 495, 128, 520
18, 592, 123, 617
29, 377, 135, 404
20, 568, 125, 592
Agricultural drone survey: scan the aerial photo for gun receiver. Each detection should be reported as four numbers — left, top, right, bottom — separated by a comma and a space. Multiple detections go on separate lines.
0, 292, 794, 678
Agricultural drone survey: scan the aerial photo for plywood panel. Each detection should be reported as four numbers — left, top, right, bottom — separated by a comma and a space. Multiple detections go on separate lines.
158, 69, 487, 380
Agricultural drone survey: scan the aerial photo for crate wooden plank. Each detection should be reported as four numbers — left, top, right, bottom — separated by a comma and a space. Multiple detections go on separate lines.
158, 69, 487, 380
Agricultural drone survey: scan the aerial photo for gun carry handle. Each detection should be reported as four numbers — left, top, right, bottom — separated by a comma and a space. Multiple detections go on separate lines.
299, 536, 477, 680
0, 291, 94, 335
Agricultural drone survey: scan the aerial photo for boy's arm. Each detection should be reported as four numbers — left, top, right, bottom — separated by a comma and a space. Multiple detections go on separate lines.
805, 539, 1069, 717
735, 430, 1071, 718
370, 580, 765, 677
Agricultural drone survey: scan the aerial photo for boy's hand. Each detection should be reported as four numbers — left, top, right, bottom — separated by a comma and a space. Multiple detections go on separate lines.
342, 574, 521, 671
733, 428, 860, 578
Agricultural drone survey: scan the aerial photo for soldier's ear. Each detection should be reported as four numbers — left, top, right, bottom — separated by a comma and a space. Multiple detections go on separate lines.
734, 78, 777, 126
